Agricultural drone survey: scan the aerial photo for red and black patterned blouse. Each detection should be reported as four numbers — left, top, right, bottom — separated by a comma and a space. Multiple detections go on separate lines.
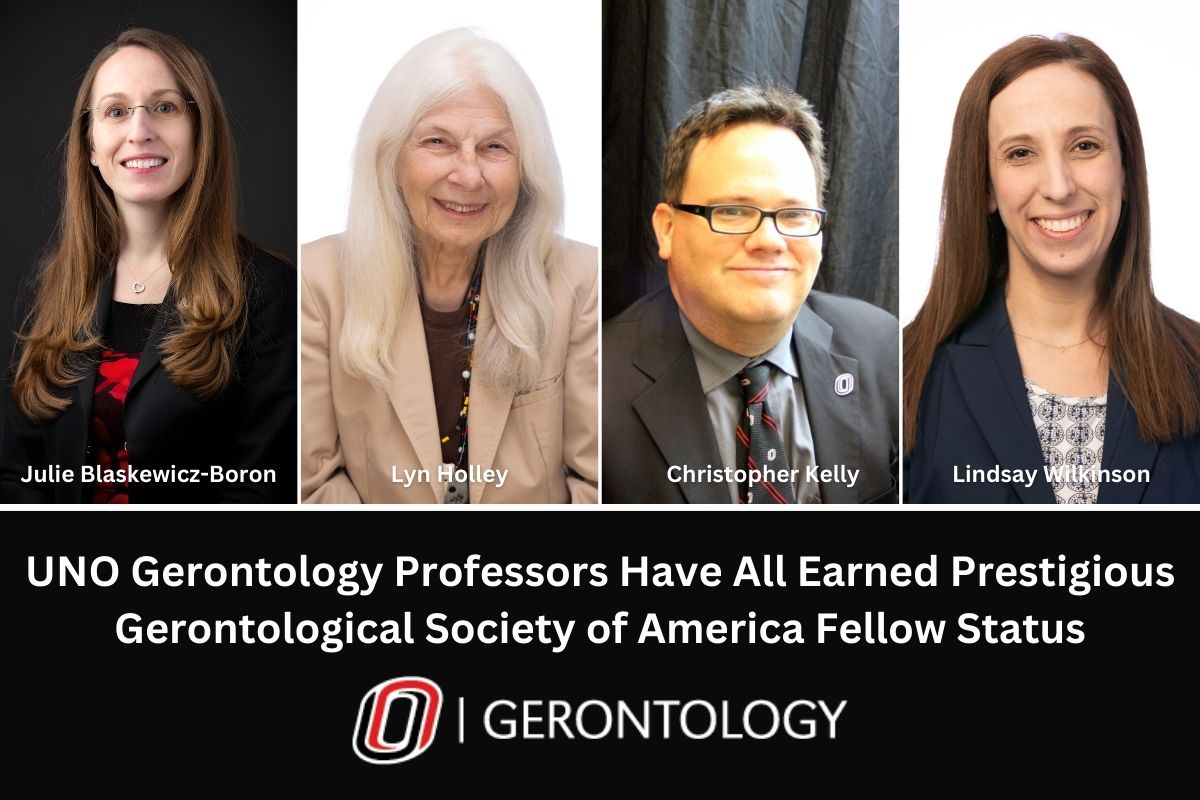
90, 301, 159, 503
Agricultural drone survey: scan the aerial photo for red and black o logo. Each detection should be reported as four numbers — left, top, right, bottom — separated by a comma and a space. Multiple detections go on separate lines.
352, 677, 443, 764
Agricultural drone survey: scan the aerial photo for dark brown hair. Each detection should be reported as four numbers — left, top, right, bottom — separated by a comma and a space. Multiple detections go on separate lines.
13, 27, 247, 421
903, 34, 1200, 448
660, 85, 826, 204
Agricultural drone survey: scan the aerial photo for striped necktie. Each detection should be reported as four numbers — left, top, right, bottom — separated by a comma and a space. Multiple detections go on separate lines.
735, 362, 796, 504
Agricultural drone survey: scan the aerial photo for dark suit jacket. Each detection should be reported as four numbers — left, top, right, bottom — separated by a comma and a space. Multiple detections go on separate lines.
1, 251, 296, 504
904, 288, 1200, 503
603, 287, 898, 503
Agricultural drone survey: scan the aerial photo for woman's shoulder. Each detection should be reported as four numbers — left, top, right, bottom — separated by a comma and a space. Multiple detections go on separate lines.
248, 247, 295, 278
557, 236, 596, 269
301, 233, 343, 266
299, 234, 345, 298
552, 236, 597, 293
241, 244, 296, 311
245, 246, 296, 295
236, 245, 296, 345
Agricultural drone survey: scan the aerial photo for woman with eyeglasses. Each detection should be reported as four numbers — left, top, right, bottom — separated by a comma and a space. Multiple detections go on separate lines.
301, 28, 598, 503
904, 34, 1200, 503
1, 28, 296, 504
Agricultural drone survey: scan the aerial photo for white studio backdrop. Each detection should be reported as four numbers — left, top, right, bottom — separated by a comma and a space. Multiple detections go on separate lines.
899, 0, 1200, 325
297, 0, 601, 248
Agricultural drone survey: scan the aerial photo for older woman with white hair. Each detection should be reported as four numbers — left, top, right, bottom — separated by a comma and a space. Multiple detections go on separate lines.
302, 28, 598, 504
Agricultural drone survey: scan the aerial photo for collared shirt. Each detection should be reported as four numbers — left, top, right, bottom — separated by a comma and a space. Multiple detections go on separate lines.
680, 312, 821, 503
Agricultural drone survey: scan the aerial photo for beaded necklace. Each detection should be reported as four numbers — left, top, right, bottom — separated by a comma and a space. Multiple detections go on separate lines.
441, 265, 483, 469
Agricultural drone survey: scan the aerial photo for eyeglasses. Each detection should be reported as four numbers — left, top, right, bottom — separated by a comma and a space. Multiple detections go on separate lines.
83, 95, 196, 126
672, 203, 827, 237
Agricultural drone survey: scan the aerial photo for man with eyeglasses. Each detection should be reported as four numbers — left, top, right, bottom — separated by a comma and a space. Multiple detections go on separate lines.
603, 85, 898, 504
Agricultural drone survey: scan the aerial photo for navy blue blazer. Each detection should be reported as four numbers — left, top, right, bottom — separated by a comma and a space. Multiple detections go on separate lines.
1, 250, 296, 504
905, 288, 1200, 503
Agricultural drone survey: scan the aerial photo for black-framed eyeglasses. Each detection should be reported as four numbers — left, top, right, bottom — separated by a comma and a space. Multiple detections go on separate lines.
672, 203, 826, 237
82, 94, 196, 126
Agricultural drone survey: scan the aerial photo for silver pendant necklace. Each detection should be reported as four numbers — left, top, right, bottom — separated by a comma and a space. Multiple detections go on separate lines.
128, 258, 169, 294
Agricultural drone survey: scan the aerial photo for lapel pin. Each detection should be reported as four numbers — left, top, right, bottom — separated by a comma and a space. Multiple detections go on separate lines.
834, 373, 854, 396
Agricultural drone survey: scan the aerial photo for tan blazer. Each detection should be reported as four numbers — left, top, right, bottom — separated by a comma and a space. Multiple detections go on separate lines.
301, 234, 598, 504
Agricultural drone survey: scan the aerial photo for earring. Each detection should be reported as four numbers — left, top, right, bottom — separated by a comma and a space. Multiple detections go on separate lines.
90, 158, 97, 166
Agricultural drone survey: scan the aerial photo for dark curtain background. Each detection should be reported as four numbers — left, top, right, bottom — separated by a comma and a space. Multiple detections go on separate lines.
0, 0, 296, 442
602, 0, 898, 318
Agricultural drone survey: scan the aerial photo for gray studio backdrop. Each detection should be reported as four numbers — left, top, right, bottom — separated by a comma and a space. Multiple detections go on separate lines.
603, 0, 898, 318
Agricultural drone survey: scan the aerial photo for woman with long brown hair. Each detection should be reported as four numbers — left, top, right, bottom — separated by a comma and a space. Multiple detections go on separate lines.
904, 34, 1200, 503
1, 28, 295, 503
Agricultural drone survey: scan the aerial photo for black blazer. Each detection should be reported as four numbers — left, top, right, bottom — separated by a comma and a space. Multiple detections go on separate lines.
603, 287, 899, 503
1, 251, 296, 503
905, 288, 1200, 503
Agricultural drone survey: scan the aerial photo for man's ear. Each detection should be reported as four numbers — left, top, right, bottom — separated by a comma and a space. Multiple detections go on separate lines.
651, 202, 675, 261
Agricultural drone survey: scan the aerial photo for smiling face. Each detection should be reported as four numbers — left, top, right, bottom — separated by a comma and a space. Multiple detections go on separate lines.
988, 63, 1125, 283
396, 85, 521, 261
653, 122, 823, 354
89, 46, 195, 215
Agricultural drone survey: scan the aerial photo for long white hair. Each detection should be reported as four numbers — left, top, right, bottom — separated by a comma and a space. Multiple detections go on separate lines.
341, 27, 563, 392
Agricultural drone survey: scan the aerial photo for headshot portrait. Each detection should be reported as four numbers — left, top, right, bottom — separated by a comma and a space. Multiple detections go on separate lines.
602, 0, 900, 504
0, 1, 297, 504
901, 1, 1200, 503
299, 1, 600, 504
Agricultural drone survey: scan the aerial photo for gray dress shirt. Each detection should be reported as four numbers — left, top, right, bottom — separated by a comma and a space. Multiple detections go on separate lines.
680, 313, 821, 503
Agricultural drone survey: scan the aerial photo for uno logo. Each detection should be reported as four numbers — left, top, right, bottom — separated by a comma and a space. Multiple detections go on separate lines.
352, 677, 443, 764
